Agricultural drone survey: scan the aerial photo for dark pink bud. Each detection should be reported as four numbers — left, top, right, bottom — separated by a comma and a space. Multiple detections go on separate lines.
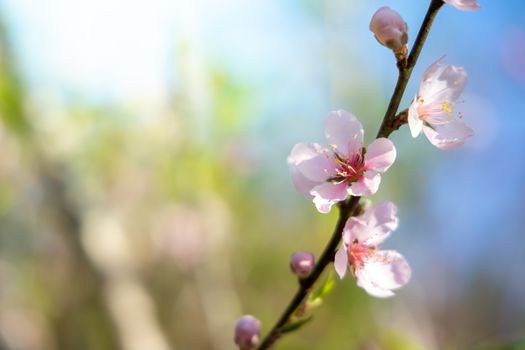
234, 315, 260, 350
290, 252, 315, 278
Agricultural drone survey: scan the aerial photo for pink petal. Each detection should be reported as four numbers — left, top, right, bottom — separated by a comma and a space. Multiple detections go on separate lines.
334, 246, 348, 279
343, 217, 369, 244
359, 201, 399, 246
340, 228, 353, 247
356, 250, 411, 298
290, 167, 317, 199
347, 170, 380, 197
408, 99, 423, 137
288, 143, 335, 182
296, 153, 336, 182
310, 182, 348, 214
365, 138, 396, 173
324, 110, 364, 157
288, 142, 320, 165
443, 0, 480, 11
422, 121, 474, 150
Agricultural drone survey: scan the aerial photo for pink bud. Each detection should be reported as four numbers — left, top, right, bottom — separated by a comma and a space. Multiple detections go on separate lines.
290, 252, 315, 278
369, 7, 408, 50
234, 315, 260, 350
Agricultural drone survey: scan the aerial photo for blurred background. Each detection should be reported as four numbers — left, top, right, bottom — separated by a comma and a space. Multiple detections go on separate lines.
0, 0, 523, 349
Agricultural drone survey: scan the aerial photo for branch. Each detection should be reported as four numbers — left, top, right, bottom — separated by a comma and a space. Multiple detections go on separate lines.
257, 197, 361, 348
257, 1, 444, 348
387, 108, 409, 134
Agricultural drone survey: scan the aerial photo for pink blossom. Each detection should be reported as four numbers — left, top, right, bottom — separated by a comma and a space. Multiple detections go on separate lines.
334, 202, 411, 298
288, 110, 396, 213
369, 6, 408, 50
443, 0, 480, 11
408, 57, 474, 150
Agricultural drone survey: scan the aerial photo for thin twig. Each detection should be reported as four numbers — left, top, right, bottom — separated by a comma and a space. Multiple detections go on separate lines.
391, 109, 409, 132
257, 1, 444, 349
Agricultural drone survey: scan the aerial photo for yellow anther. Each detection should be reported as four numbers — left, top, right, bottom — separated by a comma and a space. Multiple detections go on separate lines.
440, 100, 454, 115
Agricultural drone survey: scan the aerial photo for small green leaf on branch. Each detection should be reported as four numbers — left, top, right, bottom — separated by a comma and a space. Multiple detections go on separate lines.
308, 270, 335, 307
280, 315, 313, 334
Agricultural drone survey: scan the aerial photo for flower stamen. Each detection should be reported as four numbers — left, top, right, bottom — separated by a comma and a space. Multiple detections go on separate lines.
348, 239, 376, 271
327, 149, 366, 184
440, 99, 454, 115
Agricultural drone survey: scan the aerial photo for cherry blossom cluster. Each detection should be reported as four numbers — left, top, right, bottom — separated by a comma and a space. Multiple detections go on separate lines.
235, 1, 479, 348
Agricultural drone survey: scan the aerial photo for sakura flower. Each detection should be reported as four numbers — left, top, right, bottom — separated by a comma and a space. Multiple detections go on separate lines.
334, 201, 411, 298
408, 57, 474, 150
369, 6, 408, 51
288, 110, 396, 213
443, 0, 480, 11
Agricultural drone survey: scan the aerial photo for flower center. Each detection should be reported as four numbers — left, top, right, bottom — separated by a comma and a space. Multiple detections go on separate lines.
327, 148, 366, 184
417, 97, 462, 125
348, 239, 375, 271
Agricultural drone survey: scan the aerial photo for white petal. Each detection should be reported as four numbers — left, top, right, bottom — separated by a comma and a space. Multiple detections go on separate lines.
356, 269, 395, 298
419, 57, 448, 98
422, 121, 474, 150
421, 56, 446, 83
324, 110, 364, 157
419, 58, 467, 107
408, 100, 424, 137
437, 64, 467, 101
356, 250, 411, 298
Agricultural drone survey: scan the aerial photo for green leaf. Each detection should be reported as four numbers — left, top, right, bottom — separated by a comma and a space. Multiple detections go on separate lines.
280, 315, 313, 334
308, 270, 336, 307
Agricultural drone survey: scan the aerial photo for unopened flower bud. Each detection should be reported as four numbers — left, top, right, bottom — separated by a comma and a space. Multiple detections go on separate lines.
290, 252, 315, 278
370, 7, 408, 57
234, 315, 260, 350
